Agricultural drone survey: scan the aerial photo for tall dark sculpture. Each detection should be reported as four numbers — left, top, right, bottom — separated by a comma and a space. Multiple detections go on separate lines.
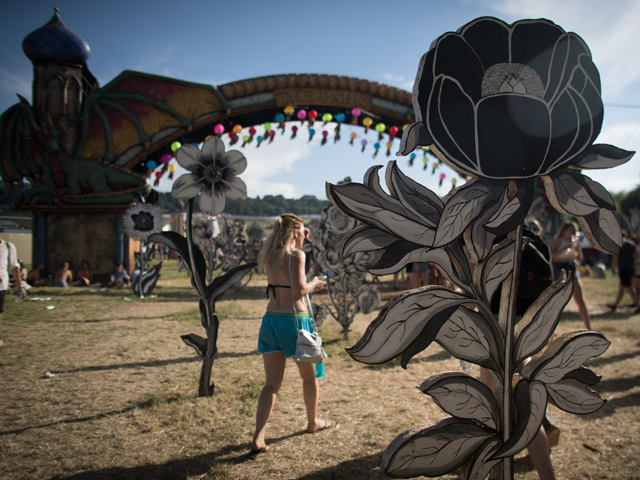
150, 137, 255, 397
328, 17, 633, 479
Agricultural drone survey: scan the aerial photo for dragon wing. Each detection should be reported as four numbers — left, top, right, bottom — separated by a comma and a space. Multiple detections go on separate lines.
77, 70, 228, 168
0, 98, 44, 185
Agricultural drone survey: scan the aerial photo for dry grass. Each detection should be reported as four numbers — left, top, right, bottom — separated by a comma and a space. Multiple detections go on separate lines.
1, 261, 639, 479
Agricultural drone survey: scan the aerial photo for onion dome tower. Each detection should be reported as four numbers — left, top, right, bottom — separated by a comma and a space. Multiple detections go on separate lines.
22, 7, 91, 155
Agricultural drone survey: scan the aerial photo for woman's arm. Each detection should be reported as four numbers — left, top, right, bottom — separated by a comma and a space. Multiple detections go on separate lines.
290, 250, 325, 299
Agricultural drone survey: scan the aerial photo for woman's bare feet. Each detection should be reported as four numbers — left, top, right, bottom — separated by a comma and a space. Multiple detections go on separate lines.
307, 419, 333, 433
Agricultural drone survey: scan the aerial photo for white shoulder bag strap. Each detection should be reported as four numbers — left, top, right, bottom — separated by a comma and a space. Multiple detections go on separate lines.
289, 249, 317, 334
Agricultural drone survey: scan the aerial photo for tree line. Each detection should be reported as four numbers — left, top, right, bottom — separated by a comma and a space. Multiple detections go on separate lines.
155, 191, 329, 216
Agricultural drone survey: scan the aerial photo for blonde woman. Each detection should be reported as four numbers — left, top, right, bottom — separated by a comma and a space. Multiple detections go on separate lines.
251, 214, 330, 457
550, 222, 592, 330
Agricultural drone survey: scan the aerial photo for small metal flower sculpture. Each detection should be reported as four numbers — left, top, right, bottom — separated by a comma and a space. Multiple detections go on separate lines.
150, 138, 255, 397
327, 17, 634, 479
308, 202, 381, 340
122, 203, 163, 298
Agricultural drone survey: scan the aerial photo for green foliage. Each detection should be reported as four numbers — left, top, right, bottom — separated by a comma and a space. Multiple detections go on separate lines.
155, 192, 328, 216
615, 184, 640, 215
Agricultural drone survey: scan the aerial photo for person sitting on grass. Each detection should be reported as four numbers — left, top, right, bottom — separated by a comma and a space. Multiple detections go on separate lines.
106, 262, 129, 288
27, 263, 49, 287
51, 262, 73, 288
70, 261, 93, 287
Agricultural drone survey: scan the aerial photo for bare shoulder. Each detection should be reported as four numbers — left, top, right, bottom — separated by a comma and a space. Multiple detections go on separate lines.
291, 249, 306, 260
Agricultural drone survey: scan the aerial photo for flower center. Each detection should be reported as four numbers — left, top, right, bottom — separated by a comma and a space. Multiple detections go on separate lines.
203, 164, 223, 184
481, 63, 544, 99
132, 212, 154, 232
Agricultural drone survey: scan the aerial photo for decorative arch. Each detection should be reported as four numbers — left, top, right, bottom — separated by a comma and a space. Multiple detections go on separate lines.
76, 71, 414, 172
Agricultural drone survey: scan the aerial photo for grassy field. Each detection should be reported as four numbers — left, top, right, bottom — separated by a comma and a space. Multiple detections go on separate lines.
1, 260, 639, 479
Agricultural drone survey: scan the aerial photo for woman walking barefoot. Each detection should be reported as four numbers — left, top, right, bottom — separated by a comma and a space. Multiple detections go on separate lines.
251, 214, 331, 457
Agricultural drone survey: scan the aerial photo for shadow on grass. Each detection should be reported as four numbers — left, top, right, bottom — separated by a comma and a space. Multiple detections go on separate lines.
586, 349, 640, 367
53, 430, 314, 480
0, 405, 136, 437
581, 390, 640, 420
51, 352, 258, 375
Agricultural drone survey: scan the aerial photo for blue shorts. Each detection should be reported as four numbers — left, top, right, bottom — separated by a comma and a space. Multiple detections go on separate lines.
257, 312, 324, 378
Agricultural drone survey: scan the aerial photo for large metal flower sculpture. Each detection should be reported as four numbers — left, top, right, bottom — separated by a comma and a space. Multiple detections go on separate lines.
399, 16, 633, 260
327, 17, 634, 479
172, 136, 247, 216
150, 139, 254, 397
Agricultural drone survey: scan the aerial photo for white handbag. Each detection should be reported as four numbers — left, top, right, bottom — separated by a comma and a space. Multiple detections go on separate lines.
289, 251, 327, 364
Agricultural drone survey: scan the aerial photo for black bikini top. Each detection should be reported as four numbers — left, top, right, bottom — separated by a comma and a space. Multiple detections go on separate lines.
266, 284, 291, 299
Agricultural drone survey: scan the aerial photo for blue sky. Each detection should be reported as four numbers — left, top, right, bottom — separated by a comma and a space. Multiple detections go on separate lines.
1, 0, 639, 199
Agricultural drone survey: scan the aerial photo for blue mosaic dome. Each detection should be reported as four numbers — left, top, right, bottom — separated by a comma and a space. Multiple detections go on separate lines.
22, 8, 90, 64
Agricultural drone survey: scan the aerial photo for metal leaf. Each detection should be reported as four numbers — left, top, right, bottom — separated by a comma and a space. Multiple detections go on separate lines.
464, 193, 503, 264
436, 306, 502, 372
363, 240, 431, 276
473, 238, 515, 303
514, 273, 574, 364
543, 171, 599, 216
346, 287, 468, 365
580, 175, 616, 210
149, 231, 207, 298
574, 144, 635, 169
327, 178, 436, 247
494, 380, 547, 458
419, 372, 500, 430
460, 437, 502, 480
339, 225, 398, 260
181, 333, 207, 358
578, 208, 622, 255
206, 262, 256, 313
132, 263, 162, 297
386, 160, 443, 227
484, 180, 534, 235
562, 366, 601, 386
546, 378, 606, 414
381, 417, 495, 478
434, 178, 498, 247
522, 331, 610, 384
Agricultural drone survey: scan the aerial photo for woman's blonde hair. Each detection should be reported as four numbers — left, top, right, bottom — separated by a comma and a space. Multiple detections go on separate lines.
556, 221, 579, 239
258, 213, 304, 274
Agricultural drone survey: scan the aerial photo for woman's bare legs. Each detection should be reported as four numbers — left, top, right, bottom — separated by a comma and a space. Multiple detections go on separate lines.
572, 278, 592, 330
252, 352, 286, 451
295, 361, 331, 432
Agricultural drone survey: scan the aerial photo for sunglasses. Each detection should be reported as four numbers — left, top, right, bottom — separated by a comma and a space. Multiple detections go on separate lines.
303, 228, 309, 239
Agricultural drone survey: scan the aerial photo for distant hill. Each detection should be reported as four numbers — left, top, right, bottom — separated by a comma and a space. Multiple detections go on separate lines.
156, 191, 329, 216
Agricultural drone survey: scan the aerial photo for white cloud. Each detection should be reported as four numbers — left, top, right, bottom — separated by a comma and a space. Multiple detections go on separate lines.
155, 128, 311, 199
479, 0, 640, 97
382, 73, 414, 90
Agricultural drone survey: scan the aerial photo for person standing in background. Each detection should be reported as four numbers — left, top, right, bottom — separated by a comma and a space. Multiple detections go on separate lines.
608, 231, 640, 313
0, 239, 27, 346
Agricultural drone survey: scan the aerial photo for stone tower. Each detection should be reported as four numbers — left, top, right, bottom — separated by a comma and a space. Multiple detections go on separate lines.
21, 7, 92, 156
